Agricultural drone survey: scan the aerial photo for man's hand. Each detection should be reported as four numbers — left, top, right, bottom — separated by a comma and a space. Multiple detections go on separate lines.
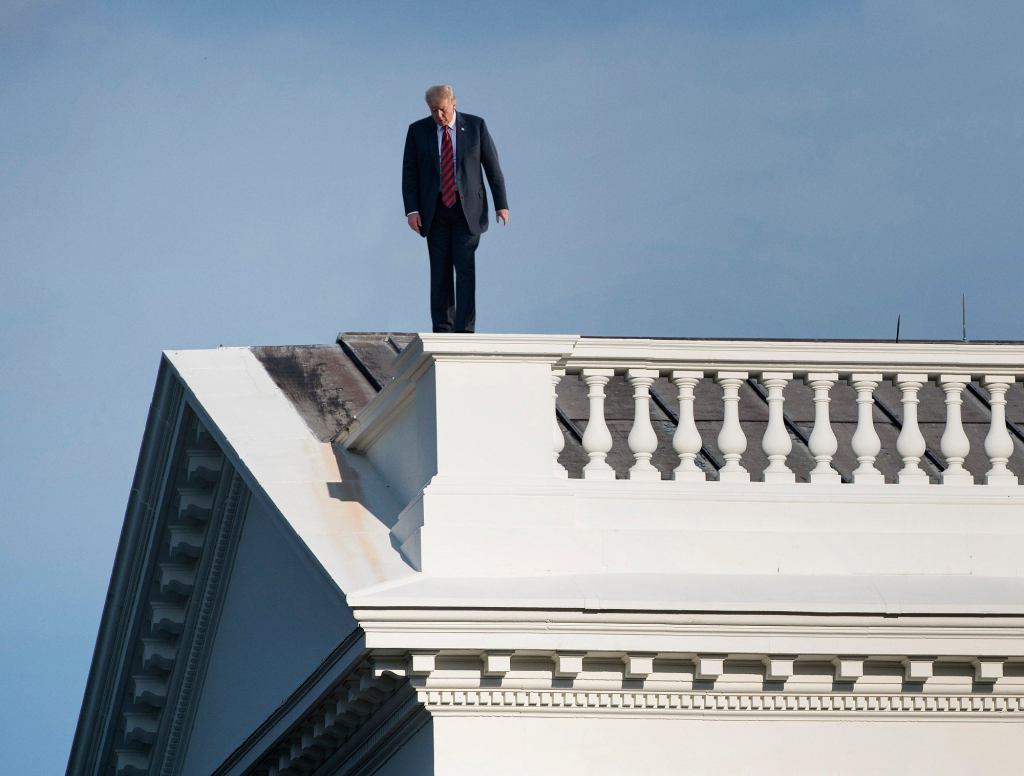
407, 212, 422, 233
496, 209, 510, 226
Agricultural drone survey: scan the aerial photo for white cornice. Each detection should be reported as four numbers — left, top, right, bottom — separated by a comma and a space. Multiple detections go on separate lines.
355, 610, 1024, 656
349, 576, 1024, 617
380, 648, 1024, 720
420, 474, 1023, 503
418, 687, 1024, 719
394, 333, 580, 375
383, 648, 1021, 685
235, 645, 1024, 775
69, 365, 188, 776
414, 332, 581, 359
567, 337, 1024, 375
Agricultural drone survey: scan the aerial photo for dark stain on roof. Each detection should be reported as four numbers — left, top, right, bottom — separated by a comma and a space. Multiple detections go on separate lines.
252, 343, 376, 442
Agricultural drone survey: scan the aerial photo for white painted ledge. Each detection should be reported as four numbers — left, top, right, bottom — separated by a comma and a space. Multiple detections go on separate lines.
348, 572, 1024, 615
164, 347, 415, 592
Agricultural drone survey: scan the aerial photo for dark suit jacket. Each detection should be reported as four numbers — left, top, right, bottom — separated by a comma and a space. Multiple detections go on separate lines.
402, 111, 508, 237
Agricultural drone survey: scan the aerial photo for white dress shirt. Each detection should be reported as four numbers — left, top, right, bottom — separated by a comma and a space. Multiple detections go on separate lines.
435, 111, 457, 159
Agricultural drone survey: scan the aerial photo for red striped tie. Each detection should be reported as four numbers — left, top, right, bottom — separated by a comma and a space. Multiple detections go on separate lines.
440, 125, 456, 207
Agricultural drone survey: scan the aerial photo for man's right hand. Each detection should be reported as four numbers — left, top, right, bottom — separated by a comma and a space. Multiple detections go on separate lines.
406, 212, 422, 234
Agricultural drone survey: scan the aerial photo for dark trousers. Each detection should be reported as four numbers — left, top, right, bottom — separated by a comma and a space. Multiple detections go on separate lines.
427, 195, 480, 333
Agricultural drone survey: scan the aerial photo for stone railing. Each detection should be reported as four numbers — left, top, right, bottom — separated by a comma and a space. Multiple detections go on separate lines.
556, 338, 1024, 486
342, 335, 1024, 496
339, 335, 1024, 576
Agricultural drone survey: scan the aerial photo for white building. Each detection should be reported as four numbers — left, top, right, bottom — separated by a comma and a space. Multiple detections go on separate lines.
69, 333, 1024, 775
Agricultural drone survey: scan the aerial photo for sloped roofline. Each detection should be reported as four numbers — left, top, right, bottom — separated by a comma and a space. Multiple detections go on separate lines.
68, 360, 184, 773
67, 351, 380, 774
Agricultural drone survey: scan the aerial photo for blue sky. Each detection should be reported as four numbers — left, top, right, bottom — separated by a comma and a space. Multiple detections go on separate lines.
2, 2, 1023, 770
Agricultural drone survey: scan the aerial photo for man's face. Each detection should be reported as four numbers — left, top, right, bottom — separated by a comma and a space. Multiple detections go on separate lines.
430, 98, 456, 127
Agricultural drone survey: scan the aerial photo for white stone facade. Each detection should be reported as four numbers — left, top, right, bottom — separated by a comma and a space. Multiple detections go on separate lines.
69, 334, 1024, 775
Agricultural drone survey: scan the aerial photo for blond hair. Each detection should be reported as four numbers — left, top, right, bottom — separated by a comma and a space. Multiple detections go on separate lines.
424, 84, 455, 107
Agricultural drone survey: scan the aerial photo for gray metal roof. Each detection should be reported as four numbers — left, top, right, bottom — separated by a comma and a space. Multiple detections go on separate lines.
252, 335, 414, 441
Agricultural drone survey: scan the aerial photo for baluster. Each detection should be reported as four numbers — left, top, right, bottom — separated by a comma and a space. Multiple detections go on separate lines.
627, 369, 660, 480
716, 372, 749, 482
581, 368, 615, 480
939, 375, 972, 485
671, 371, 705, 482
807, 373, 840, 483
895, 373, 929, 484
984, 375, 1018, 485
551, 369, 567, 478
760, 372, 794, 483
850, 373, 883, 484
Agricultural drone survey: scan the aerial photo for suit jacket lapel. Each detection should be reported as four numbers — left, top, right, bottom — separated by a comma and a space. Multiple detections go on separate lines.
424, 120, 441, 176
455, 112, 466, 177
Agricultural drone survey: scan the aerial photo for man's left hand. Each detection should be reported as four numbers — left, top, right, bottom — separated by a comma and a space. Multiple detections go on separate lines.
496, 209, 510, 226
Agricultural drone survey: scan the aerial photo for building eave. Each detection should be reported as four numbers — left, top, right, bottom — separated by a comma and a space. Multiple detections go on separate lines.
162, 346, 415, 595
68, 359, 186, 774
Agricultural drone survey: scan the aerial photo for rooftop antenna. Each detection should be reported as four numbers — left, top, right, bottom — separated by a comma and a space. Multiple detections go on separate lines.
896, 314, 901, 342
962, 294, 967, 342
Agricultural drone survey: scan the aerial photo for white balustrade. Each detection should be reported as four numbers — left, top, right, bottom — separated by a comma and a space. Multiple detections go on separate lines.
345, 335, 1024, 500
850, 373, 884, 484
760, 372, 794, 483
939, 375, 971, 485
627, 369, 660, 480
551, 345, 1022, 488
807, 373, 840, 484
581, 369, 615, 480
716, 372, 749, 483
552, 369, 568, 478
984, 375, 1018, 485
895, 374, 929, 485
671, 371, 705, 482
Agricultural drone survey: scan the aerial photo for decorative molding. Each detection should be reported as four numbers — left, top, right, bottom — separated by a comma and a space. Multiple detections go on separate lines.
69, 369, 186, 776
417, 687, 1024, 718
69, 395, 251, 776
205, 641, 1024, 774
355, 609, 1024, 649
322, 690, 428, 776
764, 656, 795, 681
369, 648, 1024, 721
244, 660, 410, 776
374, 649, 1024, 715
237, 643, 1024, 774
695, 655, 725, 681
108, 411, 238, 776
158, 468, 249, 775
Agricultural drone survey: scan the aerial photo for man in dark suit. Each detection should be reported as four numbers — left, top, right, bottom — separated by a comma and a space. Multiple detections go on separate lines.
402, 84, 509, 333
